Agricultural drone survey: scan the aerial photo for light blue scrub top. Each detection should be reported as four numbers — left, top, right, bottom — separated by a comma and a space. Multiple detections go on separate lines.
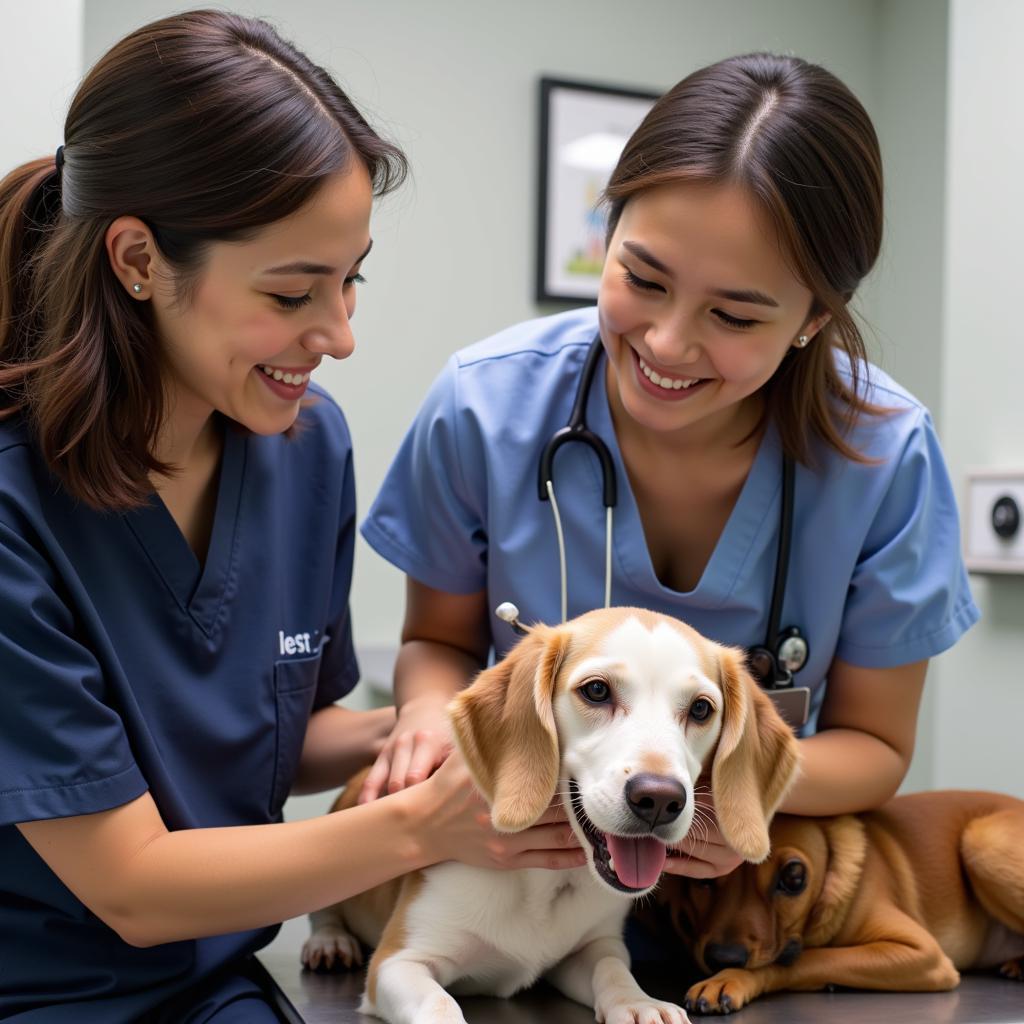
363, 307, 978, 725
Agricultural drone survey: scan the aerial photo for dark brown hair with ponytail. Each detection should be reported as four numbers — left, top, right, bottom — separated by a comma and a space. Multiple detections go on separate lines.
0, 9, 406, 509
603, 52, 886, 466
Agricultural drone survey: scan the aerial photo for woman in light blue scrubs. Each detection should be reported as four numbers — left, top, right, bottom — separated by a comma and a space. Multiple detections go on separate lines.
0, 12, 583, 1022
361, 54, 979, 876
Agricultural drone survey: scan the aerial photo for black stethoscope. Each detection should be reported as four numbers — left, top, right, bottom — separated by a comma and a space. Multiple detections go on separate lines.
499, 334, 809, 706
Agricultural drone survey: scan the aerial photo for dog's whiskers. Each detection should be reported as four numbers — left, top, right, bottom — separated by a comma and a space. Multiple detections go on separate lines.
690, 814, 711, 837
685, 807, 714, 854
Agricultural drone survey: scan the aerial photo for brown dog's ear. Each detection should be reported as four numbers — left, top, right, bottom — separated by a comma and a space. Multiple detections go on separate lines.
804, 815, 868, 946
711, 646, 801, 863
448, 625, 568, 833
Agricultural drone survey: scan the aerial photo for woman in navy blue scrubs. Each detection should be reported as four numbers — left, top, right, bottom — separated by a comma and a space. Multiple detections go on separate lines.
0, 12, 584, 1022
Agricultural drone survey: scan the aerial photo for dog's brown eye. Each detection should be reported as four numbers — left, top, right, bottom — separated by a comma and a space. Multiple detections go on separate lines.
776, 859, 807, 895
690, 698, 713, 722
579, 679, 611, 704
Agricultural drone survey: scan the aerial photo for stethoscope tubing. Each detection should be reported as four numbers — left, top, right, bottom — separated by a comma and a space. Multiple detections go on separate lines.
766, 454, 795, 652
537, 336, 617, 507
545, 478, 612, 622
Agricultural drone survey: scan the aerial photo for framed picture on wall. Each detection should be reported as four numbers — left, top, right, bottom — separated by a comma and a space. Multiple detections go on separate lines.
536, 77, 660, 304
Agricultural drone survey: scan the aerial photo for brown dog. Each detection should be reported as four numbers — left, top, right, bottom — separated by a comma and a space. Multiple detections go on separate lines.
658, 790, 1024, 1014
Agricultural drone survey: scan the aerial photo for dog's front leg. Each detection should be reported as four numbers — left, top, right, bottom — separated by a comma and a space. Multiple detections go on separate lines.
363, 955, 466, 1024
685, 936, 959, 1015
546, 935, 689, 1023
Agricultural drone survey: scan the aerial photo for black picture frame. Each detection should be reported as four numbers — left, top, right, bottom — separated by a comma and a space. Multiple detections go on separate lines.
536, 76, 660, 304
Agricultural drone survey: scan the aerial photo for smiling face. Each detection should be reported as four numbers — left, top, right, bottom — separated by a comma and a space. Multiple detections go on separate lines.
552, 612, 727, 896
598, 181, 827, 445
148, 164, 373, 439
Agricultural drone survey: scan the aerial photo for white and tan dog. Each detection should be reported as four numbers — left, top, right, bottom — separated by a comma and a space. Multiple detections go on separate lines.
303, 608, 800, 1024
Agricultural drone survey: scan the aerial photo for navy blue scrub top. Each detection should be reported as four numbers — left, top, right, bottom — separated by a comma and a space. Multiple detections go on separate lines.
0, 387, 359, 1021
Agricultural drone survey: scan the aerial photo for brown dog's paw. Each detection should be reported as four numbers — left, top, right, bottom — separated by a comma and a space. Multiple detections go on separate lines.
684, 970, 758, 1015
300, 926, 364, 972
999, 957, 1024, 982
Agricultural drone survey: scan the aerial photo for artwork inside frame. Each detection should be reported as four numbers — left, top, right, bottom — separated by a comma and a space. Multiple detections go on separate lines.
536, 76, 660, 304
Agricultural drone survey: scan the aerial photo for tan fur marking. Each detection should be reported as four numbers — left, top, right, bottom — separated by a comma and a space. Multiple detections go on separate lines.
365, 872, 425, 1006
449, 624, 570, 832
711, 646, 801, 862
638, 753, 672, 776
804, 816, 868, 946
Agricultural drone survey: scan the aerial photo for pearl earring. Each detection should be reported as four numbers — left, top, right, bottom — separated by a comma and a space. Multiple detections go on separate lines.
796, 335, 810, 348
132, 283, 143, 295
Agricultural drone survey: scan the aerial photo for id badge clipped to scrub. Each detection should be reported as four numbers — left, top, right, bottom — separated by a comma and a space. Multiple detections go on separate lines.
767, 686, 811, 730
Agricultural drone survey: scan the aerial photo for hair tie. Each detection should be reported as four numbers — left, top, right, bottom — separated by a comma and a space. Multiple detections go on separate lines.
55, 145, 65, 175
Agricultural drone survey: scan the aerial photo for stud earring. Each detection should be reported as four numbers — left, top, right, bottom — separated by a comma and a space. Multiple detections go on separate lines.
796, 334, 810, 348
132, 283, 143, 295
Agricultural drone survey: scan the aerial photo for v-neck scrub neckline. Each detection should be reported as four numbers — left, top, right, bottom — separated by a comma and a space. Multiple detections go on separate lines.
587, 360, 785, 607
124, 423, 247, 637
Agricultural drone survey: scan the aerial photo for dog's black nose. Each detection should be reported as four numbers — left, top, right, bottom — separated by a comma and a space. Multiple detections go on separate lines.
705, 943, 749, 971
624, 773, 686, 827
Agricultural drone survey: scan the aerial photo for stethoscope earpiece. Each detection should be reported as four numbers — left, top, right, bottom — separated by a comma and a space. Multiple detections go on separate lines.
495, 602, 528, 636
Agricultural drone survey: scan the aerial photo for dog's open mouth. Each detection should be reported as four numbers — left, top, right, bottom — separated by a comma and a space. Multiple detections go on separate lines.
569, 780, 668, 893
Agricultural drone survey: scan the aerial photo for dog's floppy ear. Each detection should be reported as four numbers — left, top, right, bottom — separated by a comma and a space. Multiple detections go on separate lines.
804, 815, 867, 946
711, 646, 801, 863
448, 624, 568, 833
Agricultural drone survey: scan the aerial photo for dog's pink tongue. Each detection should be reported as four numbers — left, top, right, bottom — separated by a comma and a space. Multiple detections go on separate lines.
606, 834, 667, 890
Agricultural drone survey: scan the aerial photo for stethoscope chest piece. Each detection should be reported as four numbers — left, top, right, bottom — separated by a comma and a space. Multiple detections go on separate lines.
776, 626, 809, 674
746, 646, 778, 688
746, 627, 808, 689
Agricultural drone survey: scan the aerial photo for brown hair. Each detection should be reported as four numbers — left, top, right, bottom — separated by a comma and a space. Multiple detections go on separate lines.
0, 9, 407, 509
604, 52, 885, 465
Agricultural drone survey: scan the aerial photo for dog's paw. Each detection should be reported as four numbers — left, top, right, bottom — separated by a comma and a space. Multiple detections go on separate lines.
409, 991, 468, 1024
600, 997, 690, 1024
300, 925, 363, 972
684, 970, 758, 1014
999, 957, 1024, 982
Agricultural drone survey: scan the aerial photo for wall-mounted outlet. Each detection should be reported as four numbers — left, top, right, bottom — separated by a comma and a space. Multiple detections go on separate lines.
965, 470, 1024, 574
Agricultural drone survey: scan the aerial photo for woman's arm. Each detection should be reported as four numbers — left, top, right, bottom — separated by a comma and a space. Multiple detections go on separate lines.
358, 578, 491, 802
779, 657, 928, 816
290, 704, 396, 795
16, 749, 584, 949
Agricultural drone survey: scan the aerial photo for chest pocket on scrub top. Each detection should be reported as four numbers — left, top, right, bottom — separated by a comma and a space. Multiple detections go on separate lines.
270, 649, 324, 817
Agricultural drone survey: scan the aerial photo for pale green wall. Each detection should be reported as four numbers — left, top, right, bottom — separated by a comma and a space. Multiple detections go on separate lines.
868, 0, 950, 795
932, 0, 1024, 796
0, 1, 83, 172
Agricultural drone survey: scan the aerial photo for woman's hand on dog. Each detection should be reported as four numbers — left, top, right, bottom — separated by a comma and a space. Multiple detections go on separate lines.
418, 750, 587, 872
664, 797, 744, 878
358, 696, 453, 804
358, 697, 586, 871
